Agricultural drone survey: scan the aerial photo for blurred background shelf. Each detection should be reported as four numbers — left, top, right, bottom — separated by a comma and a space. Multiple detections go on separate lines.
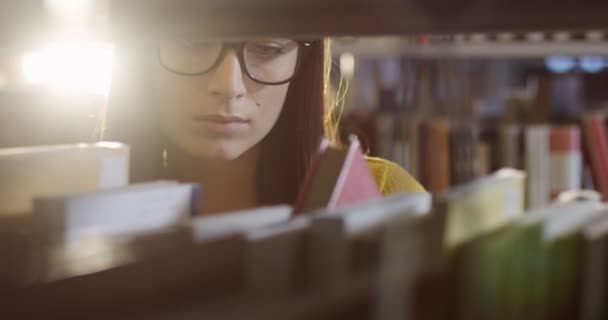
332, 36, 608, 58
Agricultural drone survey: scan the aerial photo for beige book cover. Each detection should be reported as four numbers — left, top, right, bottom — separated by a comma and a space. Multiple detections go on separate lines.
0, 142, 129, 215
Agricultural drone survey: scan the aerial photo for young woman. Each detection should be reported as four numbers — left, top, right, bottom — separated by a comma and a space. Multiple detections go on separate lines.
104, 38, 424, 214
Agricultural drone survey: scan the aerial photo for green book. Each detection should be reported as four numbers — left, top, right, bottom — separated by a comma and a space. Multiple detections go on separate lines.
504, 201, 603, 320
541, 206, 607, 320
580, 214, 608, 320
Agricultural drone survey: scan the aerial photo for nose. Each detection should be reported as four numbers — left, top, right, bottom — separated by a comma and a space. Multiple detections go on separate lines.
208, 50, 247, 101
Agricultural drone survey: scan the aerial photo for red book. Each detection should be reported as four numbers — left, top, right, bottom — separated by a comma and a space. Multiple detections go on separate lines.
293, 136, 382, 214
581, 114, 608, 200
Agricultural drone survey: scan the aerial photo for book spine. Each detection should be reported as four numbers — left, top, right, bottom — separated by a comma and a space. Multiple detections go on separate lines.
245, 226, 308, 296
307, 218, 348, 291
549, 126, 582, 199
450, 125, 480, 186
97, 148, 130, 189
525, 126, 550, 209
293, 148, 327, 214
581, 115, 608, 200
422, 119, 451, 194
376, 112, 395, 160
190, 184, 202, 216
405, 118, 421, 180
499, 125, 522, 169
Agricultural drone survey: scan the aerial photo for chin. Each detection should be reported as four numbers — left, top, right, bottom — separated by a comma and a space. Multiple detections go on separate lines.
186, 141, 249, 162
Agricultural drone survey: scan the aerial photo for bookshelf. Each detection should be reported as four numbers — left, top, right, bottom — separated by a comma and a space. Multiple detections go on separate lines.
2, 1, 608, 320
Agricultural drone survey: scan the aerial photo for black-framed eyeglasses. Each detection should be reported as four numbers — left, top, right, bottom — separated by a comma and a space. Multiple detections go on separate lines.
158, 38, 312, 85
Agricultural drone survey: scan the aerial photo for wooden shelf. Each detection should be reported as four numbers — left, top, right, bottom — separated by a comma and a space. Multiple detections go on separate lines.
331, 37, 608, 58
111, 0, 608, 39
3, 1, 608, 44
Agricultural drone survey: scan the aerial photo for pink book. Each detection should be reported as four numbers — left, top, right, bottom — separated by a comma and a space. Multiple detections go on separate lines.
293, 136, 382, 214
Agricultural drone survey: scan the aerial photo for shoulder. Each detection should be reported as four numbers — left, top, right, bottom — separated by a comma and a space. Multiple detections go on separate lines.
365, 156, 426, 195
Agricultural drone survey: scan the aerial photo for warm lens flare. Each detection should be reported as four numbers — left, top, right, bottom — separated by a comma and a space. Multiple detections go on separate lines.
22, 42, 113, 95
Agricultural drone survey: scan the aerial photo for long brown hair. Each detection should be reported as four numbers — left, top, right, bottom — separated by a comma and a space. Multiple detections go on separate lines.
103, 39, 336, 206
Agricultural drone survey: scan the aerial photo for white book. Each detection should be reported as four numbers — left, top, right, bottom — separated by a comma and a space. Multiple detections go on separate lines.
525, 126, 550, 209
307, 192, 431, 290
33, 182, 198, 244
0, 142, 129, 215
542, 204, 607, 242
191, 205, 292, 241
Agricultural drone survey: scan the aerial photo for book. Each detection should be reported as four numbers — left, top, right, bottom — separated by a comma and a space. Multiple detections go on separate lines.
306, 192, 431, 291
439, 168, 525, 249
498, 124, 522, 170
245, 216, 310, 296
525, 125, 551, 209
0, 142, 129, 216
29, 225, 194, 283
436, 168, 524, 320
375, 112, 395, 161
32, 182, 199, 244
294, 136, 382, 214
420, 118, 451, 194
549, 126, 582, 199
450, 123, 481, 186
477, 141, 492, 176
506, 200, 604, 320
581, 114, 608, 200
192, 205, 292, 240
580, 214, 608, 320
541, 205, 607, 320
375, 213, 424, 320
452, 223, 515, 320
400, 117, 421, 180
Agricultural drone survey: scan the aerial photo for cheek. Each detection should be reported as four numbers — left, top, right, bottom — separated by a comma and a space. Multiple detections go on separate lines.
252, 85, 290, 134
153, 69, 205, 118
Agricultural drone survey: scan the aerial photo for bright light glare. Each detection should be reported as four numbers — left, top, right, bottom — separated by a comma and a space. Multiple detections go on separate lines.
22, 42, 113, 95
44, 0, 95, 21
340, 53, 355, 79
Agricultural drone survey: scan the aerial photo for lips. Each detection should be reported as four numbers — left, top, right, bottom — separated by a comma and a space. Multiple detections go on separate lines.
194, 114, 249, 124
191, 114, 251, 135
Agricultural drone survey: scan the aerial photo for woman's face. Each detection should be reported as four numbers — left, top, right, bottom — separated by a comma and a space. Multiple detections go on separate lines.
153, 39, 300, 161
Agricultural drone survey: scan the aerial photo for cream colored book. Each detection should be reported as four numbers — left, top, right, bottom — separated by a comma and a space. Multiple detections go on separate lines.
0, 142, 129, 216
32, 182, 197, 244
440, 168, 526, 248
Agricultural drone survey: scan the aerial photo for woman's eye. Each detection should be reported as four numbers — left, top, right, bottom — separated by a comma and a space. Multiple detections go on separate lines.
248, 43, 284, 58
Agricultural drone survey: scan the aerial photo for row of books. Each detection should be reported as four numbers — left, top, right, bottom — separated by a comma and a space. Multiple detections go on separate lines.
0, 137, 380, 218
1, 140, 606, 319
0, 140, 421, 319
341, 110, 608, 207
6, 164, 607, 320
1, 167, 517, 319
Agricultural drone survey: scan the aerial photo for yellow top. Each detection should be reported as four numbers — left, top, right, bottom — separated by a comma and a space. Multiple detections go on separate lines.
366, 157, 426, 194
